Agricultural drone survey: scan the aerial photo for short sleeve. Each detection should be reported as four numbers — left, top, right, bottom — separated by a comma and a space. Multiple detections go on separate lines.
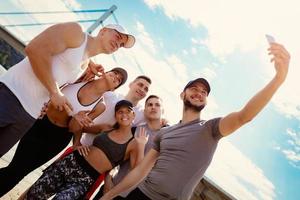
208, 117, 223, 140
152, 131, 162, 152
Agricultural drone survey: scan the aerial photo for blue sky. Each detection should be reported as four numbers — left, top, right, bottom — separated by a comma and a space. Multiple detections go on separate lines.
1, 0, 300, 199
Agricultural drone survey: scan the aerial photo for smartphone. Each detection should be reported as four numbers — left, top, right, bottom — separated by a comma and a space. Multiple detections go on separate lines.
265, 34, 276, 44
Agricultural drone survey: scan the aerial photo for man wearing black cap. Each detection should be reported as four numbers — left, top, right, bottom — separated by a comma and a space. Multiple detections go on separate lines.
100, 42, 290, 200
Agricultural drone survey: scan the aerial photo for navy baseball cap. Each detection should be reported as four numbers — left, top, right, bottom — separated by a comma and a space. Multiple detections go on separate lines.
183, 78, 211, 95
115, 100, 133, 112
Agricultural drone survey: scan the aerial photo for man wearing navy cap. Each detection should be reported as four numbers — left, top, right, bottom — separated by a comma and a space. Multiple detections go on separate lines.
101, 42, 290, 200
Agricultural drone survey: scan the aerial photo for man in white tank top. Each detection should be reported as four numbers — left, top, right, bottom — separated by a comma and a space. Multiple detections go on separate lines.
0, 22, 135, 157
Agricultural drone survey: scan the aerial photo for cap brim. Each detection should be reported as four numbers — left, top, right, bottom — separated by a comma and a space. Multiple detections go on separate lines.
184, 78, 211, 94
124, 34, 135, 48
115, 100, 134, 112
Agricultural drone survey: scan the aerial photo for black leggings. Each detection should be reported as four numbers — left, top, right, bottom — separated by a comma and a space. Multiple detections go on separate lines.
0, 116, 72, 197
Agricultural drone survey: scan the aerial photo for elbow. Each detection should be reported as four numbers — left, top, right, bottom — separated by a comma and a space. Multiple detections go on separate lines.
24, 45, 33, 57
238, 114, 253, 125
25, 43, 37, 58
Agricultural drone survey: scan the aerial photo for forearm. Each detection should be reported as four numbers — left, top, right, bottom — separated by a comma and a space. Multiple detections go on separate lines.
83, 122, 112, 134
135, 144, 146, 166
103, 174, 115, 193
103, 164, 149, 199
83, 124, 104, 134
103, 149, 158, 199
239, 76, 284, 123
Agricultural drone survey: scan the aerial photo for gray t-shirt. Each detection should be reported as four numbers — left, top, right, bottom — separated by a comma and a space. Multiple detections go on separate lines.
112, 124, 160, 197
138, 118, 222, 200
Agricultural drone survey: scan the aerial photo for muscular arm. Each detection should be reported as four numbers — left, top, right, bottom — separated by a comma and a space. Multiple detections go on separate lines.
25, 22, 85, 112
219, 43, 290, 136
101, 149, 159, 200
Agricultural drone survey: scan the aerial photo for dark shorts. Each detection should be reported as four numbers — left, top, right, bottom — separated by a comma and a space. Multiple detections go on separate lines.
0, 82, 35, 156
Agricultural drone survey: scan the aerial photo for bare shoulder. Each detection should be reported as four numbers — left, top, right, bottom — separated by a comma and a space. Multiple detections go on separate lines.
56, 22, 85, 47
25, 22, 85, 54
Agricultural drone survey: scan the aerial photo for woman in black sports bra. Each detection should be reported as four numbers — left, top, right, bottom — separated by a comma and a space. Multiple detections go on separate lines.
23, 100, 148, 200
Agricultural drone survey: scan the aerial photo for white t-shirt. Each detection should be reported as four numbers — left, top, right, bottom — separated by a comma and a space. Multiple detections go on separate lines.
80, 91, 145, 146
0, 33, 88, 119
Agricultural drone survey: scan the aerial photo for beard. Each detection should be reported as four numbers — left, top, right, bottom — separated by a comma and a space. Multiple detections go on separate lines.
183, 97, 205, 112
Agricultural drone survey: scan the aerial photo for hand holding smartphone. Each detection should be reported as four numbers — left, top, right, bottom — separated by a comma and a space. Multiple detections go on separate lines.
265, 34, 276, 44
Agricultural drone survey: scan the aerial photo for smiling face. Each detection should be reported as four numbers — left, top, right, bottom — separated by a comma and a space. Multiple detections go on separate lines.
180, 82, 208, 112
99, 28, 129, 54
144, 97, 163, 121
128, 78, 150, 101
115, 106, 135, 127
105, 70, 123, 90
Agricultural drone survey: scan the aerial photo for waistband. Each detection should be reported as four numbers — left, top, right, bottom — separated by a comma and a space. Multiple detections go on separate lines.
74, 150, 100, 180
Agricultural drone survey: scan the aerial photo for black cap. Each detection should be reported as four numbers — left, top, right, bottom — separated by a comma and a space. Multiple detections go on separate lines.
115, 100, 133, 112
183, 78, 211, 95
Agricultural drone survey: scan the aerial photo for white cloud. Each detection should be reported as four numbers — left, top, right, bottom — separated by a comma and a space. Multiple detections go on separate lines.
191, 47, 197, 55
144, 0, 300, 128
182, 49, 188, 55
166, 55, 188, 81
282, 150, 300, 162
286, 129, 300, 147
199, 67, 217, 81
275, 129, 300, 167
206, 139, 276, 200
191, 37, 206, 46
135, 21, 156, 54
144, 0, 299, 56
61, 0, 82, 9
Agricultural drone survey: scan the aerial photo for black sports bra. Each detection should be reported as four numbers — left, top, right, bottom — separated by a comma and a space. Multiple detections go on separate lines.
92, 127, 136, 167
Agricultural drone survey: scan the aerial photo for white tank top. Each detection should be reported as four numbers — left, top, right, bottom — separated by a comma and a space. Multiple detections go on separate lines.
0, 33, 88, 119
80, 91, 145, 146
61, 81, 103, 115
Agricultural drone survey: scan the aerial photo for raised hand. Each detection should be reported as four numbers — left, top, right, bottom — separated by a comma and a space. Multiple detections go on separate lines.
268, 43, 290, 82
135, 127, 149, 146
82, 60, 105, 82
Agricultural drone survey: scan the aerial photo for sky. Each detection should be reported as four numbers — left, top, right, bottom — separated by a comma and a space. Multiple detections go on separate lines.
1, 0, 300, 199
